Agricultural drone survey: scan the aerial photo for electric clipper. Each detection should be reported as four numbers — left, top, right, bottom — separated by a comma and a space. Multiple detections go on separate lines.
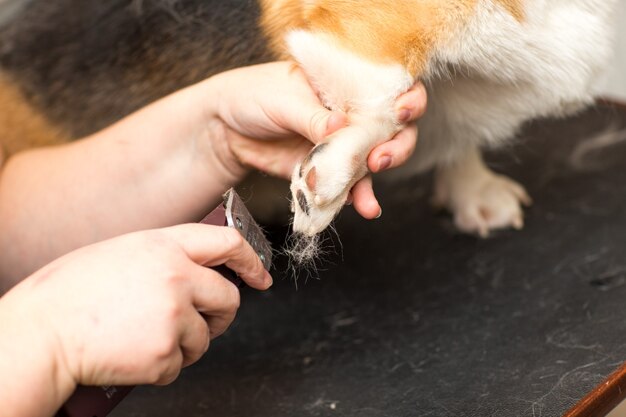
56, 188, 272, 417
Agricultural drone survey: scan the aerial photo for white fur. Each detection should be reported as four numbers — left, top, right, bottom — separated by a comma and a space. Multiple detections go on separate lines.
286, 30, 413, 236
406, 0, 617, 234
414, 0, 617, 171
285, 0, 617, 236
432, 148, 531, 236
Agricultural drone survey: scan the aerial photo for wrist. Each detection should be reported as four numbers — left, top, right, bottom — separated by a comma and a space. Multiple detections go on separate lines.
202, 113, 250, 186
200, 76, 250, 183
0, 279, 77, 416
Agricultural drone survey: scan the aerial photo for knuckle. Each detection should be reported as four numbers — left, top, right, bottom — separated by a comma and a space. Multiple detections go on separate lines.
144, 354, 180, 385
221, 227, 245, 252
254, 255, 265, 275
211, 314, 236, 339
133, 230, 183, 265
198, 324, 211, 353
163, 300, 185, 321
405, 136, 418, 157
151, 335, 179, 362
226, 286, 241, 312
145, 368, 163, 385
308, 110, 327, 143
137, 229, 171, 248
162, 265, 185, 285
146, 363, 170, 385
155, 265, 186, 292
155, 366, 182, 386
415, 82, 428, 106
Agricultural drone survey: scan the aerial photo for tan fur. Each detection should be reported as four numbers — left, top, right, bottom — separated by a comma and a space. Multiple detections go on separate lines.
496, 0, 525, 22
260, 0, 527, 75
0, 0, 526, 167
260, 0, 309, 58
0, 75, 69, 164
261, 1, 482, 75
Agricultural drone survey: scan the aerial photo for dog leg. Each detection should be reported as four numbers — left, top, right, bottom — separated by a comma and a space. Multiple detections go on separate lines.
286, 30, 414, 236
433, 147, 532, 237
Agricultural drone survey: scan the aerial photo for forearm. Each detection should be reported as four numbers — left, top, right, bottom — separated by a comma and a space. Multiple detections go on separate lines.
0, 282, 75, 417
0, 79, 244, 289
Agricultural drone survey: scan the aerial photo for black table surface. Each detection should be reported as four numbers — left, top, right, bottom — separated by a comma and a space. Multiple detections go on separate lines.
110, 102, 626, 417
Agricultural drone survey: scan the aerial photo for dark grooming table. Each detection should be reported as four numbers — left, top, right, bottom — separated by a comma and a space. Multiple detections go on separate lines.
110, 101, 626, 417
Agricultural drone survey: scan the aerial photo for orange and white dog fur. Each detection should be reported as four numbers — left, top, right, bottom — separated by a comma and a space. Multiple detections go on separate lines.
0, 0, 618, 241
259, 0, 617, 237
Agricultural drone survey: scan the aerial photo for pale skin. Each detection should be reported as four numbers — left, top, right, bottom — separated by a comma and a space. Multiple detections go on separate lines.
0, 224, 272, 417
0, 62, 426, 417
0, 62, 425, 288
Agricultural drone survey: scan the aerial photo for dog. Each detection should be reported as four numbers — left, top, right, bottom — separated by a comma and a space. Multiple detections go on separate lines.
0, 0, 617, 239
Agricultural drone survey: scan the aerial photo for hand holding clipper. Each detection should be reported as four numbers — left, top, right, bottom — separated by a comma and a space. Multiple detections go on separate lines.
56, 188, 272, 417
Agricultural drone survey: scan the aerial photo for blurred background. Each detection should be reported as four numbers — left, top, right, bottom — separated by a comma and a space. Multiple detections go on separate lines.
597, 2, 626, 100
600, 4, 625, 415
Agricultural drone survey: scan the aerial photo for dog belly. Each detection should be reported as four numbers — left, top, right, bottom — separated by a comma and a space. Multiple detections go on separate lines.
404, 0, 617, 173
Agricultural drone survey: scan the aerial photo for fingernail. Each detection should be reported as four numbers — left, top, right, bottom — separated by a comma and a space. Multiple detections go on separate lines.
326, 112, 345, 136
397, 108, 411, 123
345, 193, 354, 206
325, 114, 334, 132
264, 271, 273, 288
376, 208, 383, 219
377, 155, 392, 172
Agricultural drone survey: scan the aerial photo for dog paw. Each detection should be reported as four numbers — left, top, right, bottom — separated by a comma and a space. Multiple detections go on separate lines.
290, 138, 368, 236
434, 171, 532, 237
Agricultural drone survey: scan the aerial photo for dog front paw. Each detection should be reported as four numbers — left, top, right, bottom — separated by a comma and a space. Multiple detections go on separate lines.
290, 141, 365, 235
289, 121, 380, 237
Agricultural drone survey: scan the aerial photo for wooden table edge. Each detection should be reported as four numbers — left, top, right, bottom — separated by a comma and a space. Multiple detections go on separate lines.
562, 96, 626, 417
563, 362, 626, 417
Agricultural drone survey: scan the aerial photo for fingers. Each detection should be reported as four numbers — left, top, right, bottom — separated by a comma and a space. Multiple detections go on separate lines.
395, 82, 428, 123
294, 107, 334, 144
314, 82, 425, 143
367, 82, 426, 174
293, 108, 350, 145
143, 275, 230, 385
164, 224, 272, 290
226, 110, 347, 179
151, 231, 249, 383
178, 265, 240, 367
227, 129, 312, 178
178, 308, 211, 367
263, 110, 344, 176
350, 175, 382, 220
204, 310, 237, 340
368, 124, 419, 173
325, 112, 348, 137
284, 67, 347, 144
187, 265, 240, 327
153, 350, 184, 386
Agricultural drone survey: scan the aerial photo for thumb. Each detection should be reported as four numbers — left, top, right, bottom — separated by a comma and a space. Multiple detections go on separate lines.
324, 111, 349, 138
290, 105, 348, 144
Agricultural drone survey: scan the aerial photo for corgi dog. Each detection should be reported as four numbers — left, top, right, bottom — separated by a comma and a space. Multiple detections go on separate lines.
0, 0, 617, 238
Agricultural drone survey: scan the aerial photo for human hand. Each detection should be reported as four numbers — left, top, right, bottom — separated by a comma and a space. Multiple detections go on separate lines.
205, 62, 427, 219
9, 224, 271, 391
